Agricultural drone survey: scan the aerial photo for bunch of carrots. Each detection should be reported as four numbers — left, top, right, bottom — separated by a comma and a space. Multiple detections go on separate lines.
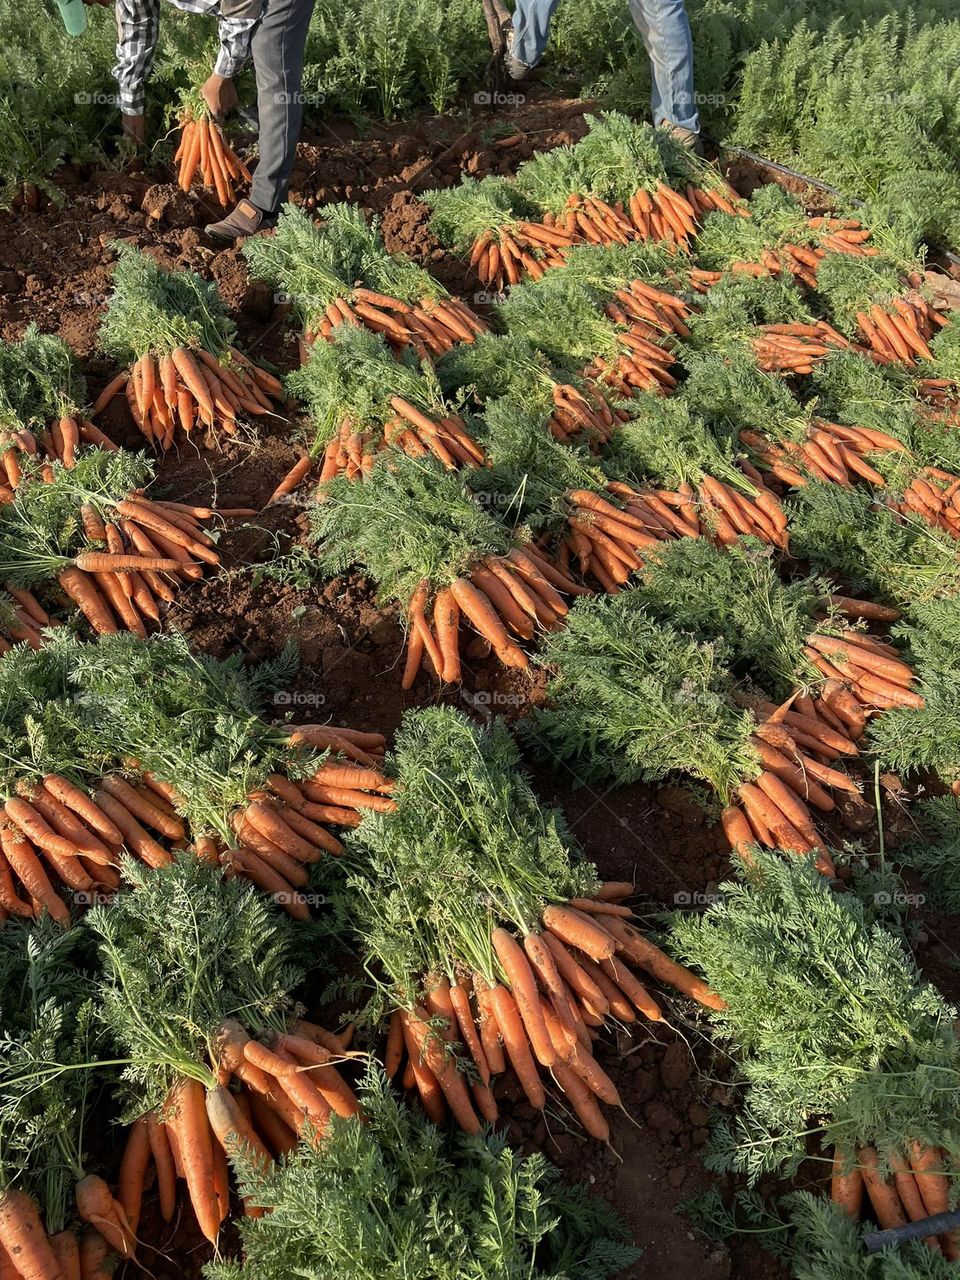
546, 379, 627, 449
303, 287, 488, 364
0, 417, 117, 499
689, 216, 875, 294
117, 1017, 360, 1248
469, 216, 576, 290
67, 490, 236, 639
400, 544, 585, 687
751, 320, 854, 374
831, 1143, 959, 1258
0, 587, 58, 653
175, 105, 252, 208
739, 418, 905, 489
222, 742, 396, 920
891, 466, 960, 536
116, 342, 284, 449
853, 292, 946, 367
387, 887, 725, 1141
0, 1186, 124, 1280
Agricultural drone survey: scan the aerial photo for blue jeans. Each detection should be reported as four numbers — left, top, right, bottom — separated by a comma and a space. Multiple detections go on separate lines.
510, 0, 700, 134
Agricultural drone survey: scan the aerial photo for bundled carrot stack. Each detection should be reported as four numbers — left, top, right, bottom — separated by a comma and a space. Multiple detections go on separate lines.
546, 380, 627, 449
806, 215, 878, 257
0, 417, 118, 497
891, 466, 960, 535
223, 750, 396, 920
175, 106, 252, 207
0, 767, 187, 924
751, 320, 853, 373
854, 293, 946, 367
0, 587, 59, 653
61, 489, 232, 639
469, 217, 578, 291
740, 418, 906, 489
99, 244, 286, 450
388, 890, 724, 1140
831, 1143, 959, 1258
804, 627, 923, 713
304, 288, 488, 361
400, 543, 587, 687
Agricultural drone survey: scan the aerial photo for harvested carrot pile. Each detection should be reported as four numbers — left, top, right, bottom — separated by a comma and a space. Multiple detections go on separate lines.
174, 91, 251, 206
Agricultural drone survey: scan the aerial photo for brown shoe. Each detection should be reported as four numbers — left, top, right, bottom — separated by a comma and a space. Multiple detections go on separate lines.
205, 199, 276, 245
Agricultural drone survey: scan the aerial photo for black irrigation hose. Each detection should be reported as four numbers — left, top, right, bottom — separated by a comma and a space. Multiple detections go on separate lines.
865, 1209, 960, 1254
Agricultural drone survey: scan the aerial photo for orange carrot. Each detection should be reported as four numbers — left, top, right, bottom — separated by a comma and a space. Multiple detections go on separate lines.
473, 974, 506, 1075
859, 1146, 908, 1230
169, 1077, 223, 1243
75, 1175, 135, 1258
488, 983, 545, 1109
492, 927, 556, 1067
542, 904, 616, 961
831, 1145, 864, 1218
117, 1116, 151, 1234
58, 568, 118, 635
146, 1111, 177, 1223
541, 931, 610, 1014
47, 1232, 80, 1280
601, 917, 727, 1010
403, 1009, 480, 1133
0, 1188, 64, 1280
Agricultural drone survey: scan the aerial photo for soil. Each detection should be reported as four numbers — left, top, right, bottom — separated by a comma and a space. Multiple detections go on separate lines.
2, 83, 951, 1280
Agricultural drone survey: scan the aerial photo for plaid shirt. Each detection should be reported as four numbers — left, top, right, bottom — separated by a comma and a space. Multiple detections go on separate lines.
113, 0, 257, 115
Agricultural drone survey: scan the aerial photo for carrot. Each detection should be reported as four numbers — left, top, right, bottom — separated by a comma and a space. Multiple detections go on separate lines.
58, 569, 118, 635
595, 881, 635, 901
601, 917, 727, 1010
0, 851, 33, 917
4, 796, 87, 861
205, 1084, 272, 1175
146, 1111, 177, 1222
551, 1059, 610, 1141
385, 1010, 405, 1079
247, 1092, 298, 1157
600, 955, 662, 1020
541, 930, 610, 1015
831, 1146, 864, 1219
889, 1152, 941, 1248
99, 776, 184, 840
91, 372, 128, 416
523, 931, 579, 1040
491, 927, 556, 1067
738, 781, 812, 853
0, 1188, 64, 1280
47, 1232, 80, 1280
170, 348, 215, 421
567, 897, 633, 918
0, 826, 70, 925
274, 1034, 360, 1118
488, 983, 545, 1109
117, 1116, 151, 1234
74, 1175, 135, 1258
754, 770, 821, 845
448, 982, 490, 1085
721, 804, 756, 857
542, 904, 615, 961
449, 577, 528, 669
266, 456, 312, 507
826, 594, 899, 623
242, 800, 319, 861
909, 1142, 950, 1216
859, 1146, 908, 1230
41, 776, 122, 847
244, 1041, 331, 1134
399, 1016, 446, 1125
169, 1077, 223, 1243
473, 974, 506, 1075
92, 790, 172, 868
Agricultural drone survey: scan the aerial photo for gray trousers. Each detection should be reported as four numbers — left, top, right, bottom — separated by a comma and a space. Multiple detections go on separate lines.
248, 0, 317, 213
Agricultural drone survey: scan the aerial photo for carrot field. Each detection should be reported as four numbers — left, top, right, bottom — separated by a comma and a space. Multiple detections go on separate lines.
2, 3, 960, 1278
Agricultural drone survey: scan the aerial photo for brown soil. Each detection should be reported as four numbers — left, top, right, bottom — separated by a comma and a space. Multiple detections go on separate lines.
2, 84, 926, 1280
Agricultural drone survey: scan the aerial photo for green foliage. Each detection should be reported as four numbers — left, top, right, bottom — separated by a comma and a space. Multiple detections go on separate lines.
302, 0, 488, 119
0, 325, 86, 428
630, 538, 825, 698
601, 390, 748, 490
867, 598, 960, 785
438, 332, 559, 412
0, 449, 151, 586
786, 481, 960, 607
813, 252, 905, 336
337, 706, 596, 991
684, 273, 812, 357
895, 796, 960, 914
692, 183, 809, 272
89, 855, 303, 1110
99, 242, 235, 362
0, 921, 104, 1226
692, 1185, 954, 1279
207, 1068, 639, 1280
497, 273, 621, 374
670, 851, 960, 1178
526, 593, 757, 802
309, 451, 511, 608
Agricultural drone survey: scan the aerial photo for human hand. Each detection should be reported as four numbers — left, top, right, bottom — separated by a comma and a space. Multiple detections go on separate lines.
201, 74, 238, 120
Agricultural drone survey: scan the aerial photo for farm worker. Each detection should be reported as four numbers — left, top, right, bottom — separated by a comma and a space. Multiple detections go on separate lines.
504, 0, 701, 150
110, 0, 316, 244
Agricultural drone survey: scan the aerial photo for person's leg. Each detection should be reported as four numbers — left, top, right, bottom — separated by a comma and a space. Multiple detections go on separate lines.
248, 0, 316, 214
627, 0, 699, 136
508, 0, 562, 71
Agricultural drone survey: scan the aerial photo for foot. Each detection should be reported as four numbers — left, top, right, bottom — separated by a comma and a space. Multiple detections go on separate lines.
205, 199, 277, 245
502, 21, 536, 81
661, 122, 705, 157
